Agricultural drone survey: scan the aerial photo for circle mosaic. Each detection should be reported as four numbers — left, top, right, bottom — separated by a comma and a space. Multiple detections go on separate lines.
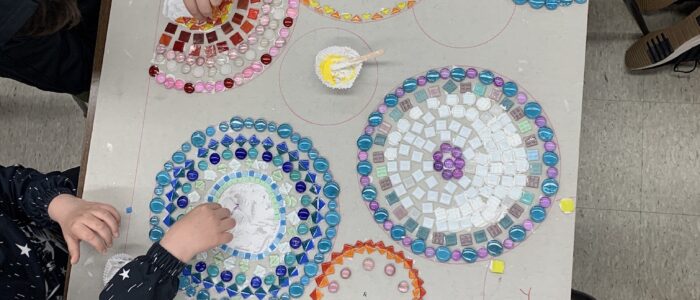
302, 0, 419, 23
149, 116, 342, 299
354, 66, 561, 263
149, 0, 299, 94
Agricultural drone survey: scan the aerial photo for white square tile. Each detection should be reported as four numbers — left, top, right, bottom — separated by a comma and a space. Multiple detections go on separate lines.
411, 151, 424, 162
462, 148, 476, 160
463, 92, 476, 105
399, 144, 410, 156
439, 130, 451, 141
412, 187, 426, 199
459, 126, 473, 138
453, 136, 467, 148
422, 161, 434, 172
394, 184, 407, 197
439, 193, 452, 205
412, 170, 425, 182
385, 147, 398, 161
438, 105, 451, 118
422, 112, 436, 124
465, 187, 479, 198
427, 98, 440, 109
424, 127, 436, 138
457, 176, 471, 188
436, 220, 448, 232
425, 176, 438, 188
449, 120, 462, 132
408, 106, 423, 120
401, 197, 414, 208
390, 173, 402, 185
486, 174, 500, 186
452, 105, 465, 118
436, 120, 447, 131
397, 119, 411, 133
413, 136, 426, 148
469, 137, 482, 149
403, 176, 416, 189
444, 181, 457, 194
427, 191, 439, 202
410, 122, 424, 134
508, 187, 522, 200
422, 202, 434, 213
400, 160, 411, 171
422, 217, 434, 228
445, 94, 459, 105
403, 132, 416, 144
423, 140, 437, 152
514, 174, 527, 186
387, 161, 398, 172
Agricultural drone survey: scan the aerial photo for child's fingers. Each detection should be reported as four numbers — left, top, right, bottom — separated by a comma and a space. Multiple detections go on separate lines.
214, 207, 231, 219
219, 217, 236, 231
218, 232, 234, 244
205, 202, 222, 210
98, 203, 122, 225
74, 223, 107, 254
196, 0, 213, 18
210, 0, 222, 6
184, 0, 204, 19
91, 208, 120, 237
83, 215, 114, 248
66, 235, 81, 264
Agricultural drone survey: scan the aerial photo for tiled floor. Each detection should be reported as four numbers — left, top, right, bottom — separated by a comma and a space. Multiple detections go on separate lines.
1, 1, 699, 299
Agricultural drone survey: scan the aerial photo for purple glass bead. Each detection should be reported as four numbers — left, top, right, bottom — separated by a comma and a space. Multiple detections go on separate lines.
503, 239, 514, 249
433, 161, 444, 171
360, 176, 370, 186
544, 141, 557, 152
444, 158, 455, 169
395, 88, 405, 98
402, 237, 412, 246
517, 92, 528, 104
378, 104, 387, 113
424, 247, 436, 258
451, 250, 461, 261
535, 116, 547, 127
440, 142, 452, 153
364, 126, 374, 134
383, 221, 393, 230
369, 201, 379, 211
441, 170, 453, 180
494, 77, 504, 87
539, 197, 551, 208
451, 147, 462, 158
477, 248, 488, 258
439, 68, 450, 79
358, 151, 368, 161
452, 169, 463, 179
523, 220, 534, 231
433, 151, 443, 161
454, 158, 465, 169
417, 76, 427, 86
547, 167, 558, 178
466, 68, 478, 78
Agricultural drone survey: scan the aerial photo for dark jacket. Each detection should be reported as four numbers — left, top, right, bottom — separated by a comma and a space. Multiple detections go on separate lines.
0, 165, 185, 299
0, 0, 100, 94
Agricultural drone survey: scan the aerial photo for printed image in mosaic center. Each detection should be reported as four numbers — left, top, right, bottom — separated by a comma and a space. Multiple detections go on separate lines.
355, 66, 561, 263
148, 117, 342, 299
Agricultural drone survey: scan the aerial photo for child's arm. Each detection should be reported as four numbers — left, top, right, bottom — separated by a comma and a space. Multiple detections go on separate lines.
100, 203, 236, 300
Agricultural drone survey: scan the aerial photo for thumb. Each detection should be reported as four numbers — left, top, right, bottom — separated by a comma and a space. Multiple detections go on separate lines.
66, 235, 81, 264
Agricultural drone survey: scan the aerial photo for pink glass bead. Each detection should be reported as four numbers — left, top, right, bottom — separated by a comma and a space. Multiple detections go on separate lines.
439, 68, 450, 79
425, 247, 435, 258
261, 5, 271, 14
328, 281, 339, 293
384, 264, 396, 276
269, 47, 280, 57
252, 62, 264, 72
378, 104, 387, 113
195, 57, 205, 66
155, 73, 166, 83
364, 126, 374, 134
397, 281, 409, 293
503, 239, 514, 249
369, 201, 379, 211
256, 26, 265, 35
466, 68, 478, 78
227, 51, 238, 60
279, 28, 290, 38
164, 78, 175, 89
362, 258, 375, 271
417, 76, 427, 86
539, 197, 551, 208
286, 8, 298, 18
358, 151, 368, 160
175, 52, 186, 63
215, 81, 225, 92
395, 88, 405, 97
544, 141, 557, 151
243, 68, 254, 78
535, 116, 547, 127
205, 82, 215, 91
477, 248, 488, 258
451, 148, 462, 158
194, 82, 205, 92
517, 92, 528, 104
402, 237, 412, 246
523, 220, 534, 231
238, 43, 249, 53
205, 58, 215, 67
451, 250, 461, 261
166, 50, 176, 60
233, 74, 244, 85
175, 79, 185, 90
289, 0, 299, 8
248, 34, 258, 44
494, 77, 504, 87
360, 176, 370, 186
260, 15, 270, 26
275, 37, 286, 47
547, 167, 558, 178
156, 44, 167, 54
340, 268, 351, 279
383, 221, 393, 230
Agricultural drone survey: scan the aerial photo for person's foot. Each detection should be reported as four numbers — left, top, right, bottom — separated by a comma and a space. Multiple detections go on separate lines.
571, 289, 596, 300
625, 6, 700, 70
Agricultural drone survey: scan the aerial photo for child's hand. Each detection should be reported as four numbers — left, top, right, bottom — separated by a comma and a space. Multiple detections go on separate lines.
48, 194, 121, 264
183, 0, 222, 20
159, 203, 236, 262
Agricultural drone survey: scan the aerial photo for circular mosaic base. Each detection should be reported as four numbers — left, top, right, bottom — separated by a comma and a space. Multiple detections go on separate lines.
149, 0, 299, 94
149, 117, 342, 299
354, 66, 561, 263
302, 0, 419, 23
513, 0, 587, 10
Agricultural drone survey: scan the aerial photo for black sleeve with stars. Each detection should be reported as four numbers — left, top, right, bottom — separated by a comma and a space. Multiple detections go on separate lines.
100, 242, 185, 300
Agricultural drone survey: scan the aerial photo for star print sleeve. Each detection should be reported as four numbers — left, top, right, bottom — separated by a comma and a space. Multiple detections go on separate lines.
0, 165, 78, 227
100, 242, 185, 300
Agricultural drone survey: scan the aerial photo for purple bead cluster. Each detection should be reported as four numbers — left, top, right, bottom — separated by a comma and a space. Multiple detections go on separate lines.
433, 143, 465, 180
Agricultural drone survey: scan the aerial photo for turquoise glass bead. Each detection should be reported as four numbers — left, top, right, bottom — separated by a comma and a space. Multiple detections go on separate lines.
384, 93, 398, 107
524, 102, 542, 119
373, 208, 388, 223
487, 240, 504, 256
530, 205, 547, 223
450, 67, 466, 81
461, 248, 478, 263
541, 178, 559, 196
356, 134, 373, 151
368, 112, 383, 127
479, 70, 495, 85
411, 239, 426, 254
435, 246, 451, 262
361, 185, 377, 201
356, 161, 372, 176
390, 225, 406, 240
277, 123, 293, 138
323, 181, 340, 199
509, 225, 526, 242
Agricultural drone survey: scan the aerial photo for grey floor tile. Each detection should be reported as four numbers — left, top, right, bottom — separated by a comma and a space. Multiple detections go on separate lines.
577, 100, 643, 210
642, 102, 700, 215
587, 0, 692, 35
640, 213, 700, 300
0, 78, 85, 172
572, 208, 644, 300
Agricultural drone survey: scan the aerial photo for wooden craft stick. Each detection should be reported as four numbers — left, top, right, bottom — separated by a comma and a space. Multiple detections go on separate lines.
331, 49, 385, 71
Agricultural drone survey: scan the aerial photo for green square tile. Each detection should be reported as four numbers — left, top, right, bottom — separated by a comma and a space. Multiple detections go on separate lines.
499, 215, 514, 229
445, 233, 458, 246
385, 191, 399, 205
414, 89, 429, 103
474, 230, 487, 243
416, 226, 430, 240
442, 80, 458, 94
404, 218, 418, 233
389, 108, 403, 122
518, 120, 532, 133
375, 166, 388, 178
529, 163, 542, 175
520, 191, 534, 205
473, 83, 487, 96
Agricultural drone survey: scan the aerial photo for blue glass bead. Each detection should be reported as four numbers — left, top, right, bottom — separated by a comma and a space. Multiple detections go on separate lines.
205, 126, 216, 137
289, 237, 302, 249
509, 225, 527, 242
251, 276, 262, 288
560, 0, 573, 5
149, 216, 159, 225
325, 227, 337, 239
323, 172, 333, 183
182, 183, 192, 194
289, 283, 304, 298
186, 286, 196, 297
164, 162, 174, 172
207, 265, 220, 277
172, 151, 186, 164
191, 131, 206, 147
284, 252, 296, 266
513, 0, 527, 4
450, 67, 466, 81
390, 225, 406, 240
538, 127, 555, 142
222, 149, 233, 160
230, 117, 244, 131
254, 119, 267, 132
221, 270, 233, 282
243, 118, 254, 128
356, 134, 373, 151
373, 208, 388, 223
181, 142, 192, 152
297, 208, 310, 220
317, 238, 332, 253
264, 274, 276, 285
149, 226, 164, 241
297, 138, 312, 153
290, 133, 301, 143
262, 151, 273, 162
435, 246, 451, 262
502, 82, 518, 97
276, 265, 287, 276
323, 181, 340, 199
368, 112, 383, 127
279, 293, 290, 300
195, 261, 207, 272
282, 162, 294, 173
325, 211, 340, 226
530, 205, 547, 222
524, 102, 542, 119
300, 275, 310, 286
156, 171, 170, 186
545, 0, 559, 10
313, 158, 329, 172
542, 151, 559, 166
209, 153, 221, 165
150, 198, 165, 213
356, 161, 372, 176
196, 290, 210, 300
411, 239, 426, 254
304, 264, 318, 277
384, 93, 399, 107
235, 273, 246, 285
529, 0, 545, 9
308, 149, 319, 160
248, 148, 259, 159
197, 160, 208, 171
154, 186, 164, 196
574, 0, 586, 3
479, 70, 495, 85
361, 185, 377, 201
403, 78, 418, 93
218, 121, 229, 132
487, 240, 504, 256
267, 121, 278, 132
541, 178, 559, 196
426, 70, 440, 82
314, 253, 325, 263
186, 170, 199, 181
176, 196, 189, 208
295, 181, 306, 193
235, 148, 247, 160
277, 123, 293, 138
461, 248, 478, 263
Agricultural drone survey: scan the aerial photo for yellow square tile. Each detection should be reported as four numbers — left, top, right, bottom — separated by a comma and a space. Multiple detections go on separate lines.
559, 198, 576, 214
489, 259, 505, 274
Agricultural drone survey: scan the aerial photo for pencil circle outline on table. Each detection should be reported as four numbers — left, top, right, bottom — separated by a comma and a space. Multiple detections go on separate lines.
148, 116, 342, 298
278, 27, 380, 126
148, 0, 300, 94
301, 0, 421, 23
354, 66, 562, 264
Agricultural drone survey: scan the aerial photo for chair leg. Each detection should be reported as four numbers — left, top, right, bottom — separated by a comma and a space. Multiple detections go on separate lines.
623, 0, 651, 34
